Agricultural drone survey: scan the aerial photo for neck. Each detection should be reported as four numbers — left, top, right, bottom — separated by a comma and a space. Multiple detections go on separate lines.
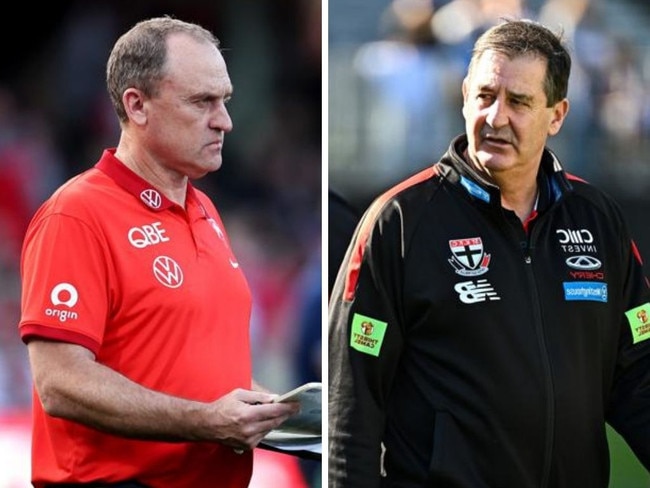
500, 183, 538, 222
463, 149, 539, 222
115, 142, 188, 208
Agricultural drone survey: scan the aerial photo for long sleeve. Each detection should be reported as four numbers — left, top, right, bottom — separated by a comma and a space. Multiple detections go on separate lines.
328, 202, 407, 488
606, 238, 650, 470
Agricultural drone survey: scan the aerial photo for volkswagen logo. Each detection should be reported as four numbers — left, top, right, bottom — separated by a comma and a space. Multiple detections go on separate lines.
140, 189, 162, 209
566, 255, 602, 271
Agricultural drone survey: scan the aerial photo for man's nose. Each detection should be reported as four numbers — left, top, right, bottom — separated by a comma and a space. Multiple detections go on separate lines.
485, 99, 508, 128
212, 104, 233, 133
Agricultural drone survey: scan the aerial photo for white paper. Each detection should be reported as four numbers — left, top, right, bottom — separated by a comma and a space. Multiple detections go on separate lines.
260, 382, 322, 455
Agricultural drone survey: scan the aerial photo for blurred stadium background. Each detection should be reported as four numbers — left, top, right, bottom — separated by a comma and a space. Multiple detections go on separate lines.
330, 0, 650, 486
0, 1, 321, 487
3, 0, 650, 485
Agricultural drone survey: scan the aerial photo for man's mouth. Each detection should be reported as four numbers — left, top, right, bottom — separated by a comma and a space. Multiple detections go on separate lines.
482, 135, 511, 146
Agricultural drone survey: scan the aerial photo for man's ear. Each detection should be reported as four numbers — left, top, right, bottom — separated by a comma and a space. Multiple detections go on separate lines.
122, 88, 148, 126
548, 98, 569, 136
461, 77, 469, 119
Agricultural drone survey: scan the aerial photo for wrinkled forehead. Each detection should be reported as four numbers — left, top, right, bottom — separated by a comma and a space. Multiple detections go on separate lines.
468, 50, 547, 88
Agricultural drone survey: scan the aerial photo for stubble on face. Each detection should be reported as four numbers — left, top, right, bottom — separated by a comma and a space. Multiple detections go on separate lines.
154, 34, 233, 180
462, 51, 556, 180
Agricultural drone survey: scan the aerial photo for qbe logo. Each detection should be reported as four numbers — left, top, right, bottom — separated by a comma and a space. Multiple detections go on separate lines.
45, 283, 79, 322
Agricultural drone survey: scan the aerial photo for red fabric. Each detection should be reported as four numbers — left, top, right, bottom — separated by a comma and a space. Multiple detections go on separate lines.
20, 150, 254, 487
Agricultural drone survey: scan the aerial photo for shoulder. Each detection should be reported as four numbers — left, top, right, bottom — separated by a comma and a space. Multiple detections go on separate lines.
565, 173, 625, 217
362, 165, 443, 228
563, 173, 631, 239
33, 168, 108, 217
27, 168, 127, 237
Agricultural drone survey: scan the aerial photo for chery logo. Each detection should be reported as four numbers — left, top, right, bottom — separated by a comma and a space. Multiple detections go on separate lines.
566, 255, 602, 271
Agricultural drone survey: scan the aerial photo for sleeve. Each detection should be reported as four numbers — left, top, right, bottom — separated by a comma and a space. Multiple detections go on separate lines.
328, 200, 406, 488
19, 212, 110, 354
606, 234, 650, 470
328, 189, 360, 296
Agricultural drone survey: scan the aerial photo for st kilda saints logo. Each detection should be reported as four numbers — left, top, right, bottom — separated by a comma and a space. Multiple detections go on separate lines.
448, 237, 491, 276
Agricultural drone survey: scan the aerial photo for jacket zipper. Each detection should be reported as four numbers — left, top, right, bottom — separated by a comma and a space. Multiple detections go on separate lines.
522, 226, 554, 488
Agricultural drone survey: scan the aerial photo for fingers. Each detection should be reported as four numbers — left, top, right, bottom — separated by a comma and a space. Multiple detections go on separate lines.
208, 390, 299, 451
231, 388, 278, 405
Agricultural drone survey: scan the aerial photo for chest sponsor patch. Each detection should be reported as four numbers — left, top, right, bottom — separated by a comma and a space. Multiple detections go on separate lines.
350, 313, 387, 357
625, 303, 650, 344
563, 281, 607, 302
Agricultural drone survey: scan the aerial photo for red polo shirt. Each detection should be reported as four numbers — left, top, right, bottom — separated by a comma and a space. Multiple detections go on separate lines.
20, 149, 253, 488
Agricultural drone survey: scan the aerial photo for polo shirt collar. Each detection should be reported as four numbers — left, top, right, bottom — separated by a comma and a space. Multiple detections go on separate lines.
95, 149, 197, 212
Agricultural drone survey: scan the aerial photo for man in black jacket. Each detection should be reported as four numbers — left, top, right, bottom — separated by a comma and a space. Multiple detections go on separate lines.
329, 19, 650, 487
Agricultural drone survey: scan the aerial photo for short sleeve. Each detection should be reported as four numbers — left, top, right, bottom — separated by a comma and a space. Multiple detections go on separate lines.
19, 212, 110, 354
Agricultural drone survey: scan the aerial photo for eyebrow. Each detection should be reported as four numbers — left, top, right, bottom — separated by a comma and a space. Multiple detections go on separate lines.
478, 84, 535, 105
508, 91, 534, 104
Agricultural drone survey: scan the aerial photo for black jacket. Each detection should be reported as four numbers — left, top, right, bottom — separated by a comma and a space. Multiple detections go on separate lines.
328, 135, 650, 487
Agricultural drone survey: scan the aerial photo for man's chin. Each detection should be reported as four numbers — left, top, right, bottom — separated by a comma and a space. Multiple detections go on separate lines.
206, 156, 223, 172
475, 152, 512, 171
189, 160, 222, 180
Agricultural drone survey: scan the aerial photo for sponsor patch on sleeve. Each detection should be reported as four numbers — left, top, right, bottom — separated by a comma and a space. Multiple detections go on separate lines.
625, 303, 650, 344
350, 313, 388, 357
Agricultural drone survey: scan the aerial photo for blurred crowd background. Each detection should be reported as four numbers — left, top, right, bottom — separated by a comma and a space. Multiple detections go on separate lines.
3, 0, 650, 485
330, 0, 650, 485
0, 1, 321, 487
330, 0, 650, 251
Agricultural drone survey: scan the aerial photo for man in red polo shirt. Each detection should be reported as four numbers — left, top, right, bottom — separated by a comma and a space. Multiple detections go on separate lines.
19, 17, 298, 488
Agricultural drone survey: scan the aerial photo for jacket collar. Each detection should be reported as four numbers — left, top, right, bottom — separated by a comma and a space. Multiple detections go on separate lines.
437, 134, 572, 211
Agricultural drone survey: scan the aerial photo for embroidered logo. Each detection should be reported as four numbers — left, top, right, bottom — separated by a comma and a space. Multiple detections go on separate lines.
563, 282, 607, 302
565, 255, 601, 271
454, 280, 500, 304
128, 221, 170, 248
448, 237, 491, 276
625, 303, 650, 344
207, 218, 225, 240
556, 228, 597, 253
153, 256, 184, 288
140, 189, 162, 209
350, 313, 387, 357
45, 283, 79, 322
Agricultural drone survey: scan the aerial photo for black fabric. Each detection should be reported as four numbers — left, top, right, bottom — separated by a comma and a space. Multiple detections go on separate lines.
329, 134, 650, 487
